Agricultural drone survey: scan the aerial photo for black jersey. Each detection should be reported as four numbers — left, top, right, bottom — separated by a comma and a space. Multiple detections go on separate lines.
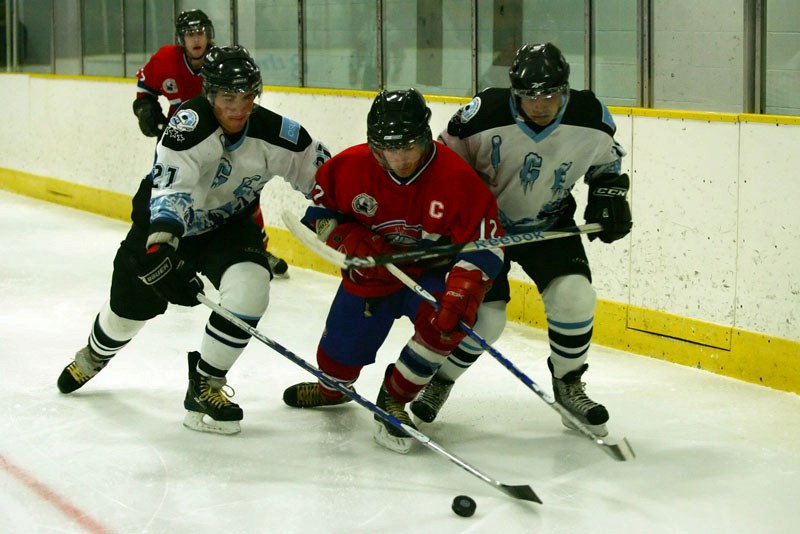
148, 95, 330, 237
440, 87, 624, 232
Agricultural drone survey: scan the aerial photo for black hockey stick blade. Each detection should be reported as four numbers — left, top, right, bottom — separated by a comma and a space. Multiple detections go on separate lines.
403, 424, 542, 503
598, 437, 636, 462
500, 483, 542, 503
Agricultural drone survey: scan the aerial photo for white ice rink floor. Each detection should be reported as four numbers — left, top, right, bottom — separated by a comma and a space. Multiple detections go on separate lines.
2, 190, 800, 534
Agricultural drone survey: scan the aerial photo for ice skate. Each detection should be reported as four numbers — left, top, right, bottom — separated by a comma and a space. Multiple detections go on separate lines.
283, 382, 353, 408
183, 351, 243, 435
57, 345, 112, 394
266, 251, 289, 278
374, 380, 417, 454
549, 359, 609, 437
410, 375, 454, 423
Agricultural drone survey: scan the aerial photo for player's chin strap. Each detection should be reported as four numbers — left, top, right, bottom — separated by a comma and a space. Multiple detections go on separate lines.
196, 292, 541, 504
282, 211, 635, 462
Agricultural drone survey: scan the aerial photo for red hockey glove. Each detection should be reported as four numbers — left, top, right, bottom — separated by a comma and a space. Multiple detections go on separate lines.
326, 222, 396, 286
432, 267, 488, 334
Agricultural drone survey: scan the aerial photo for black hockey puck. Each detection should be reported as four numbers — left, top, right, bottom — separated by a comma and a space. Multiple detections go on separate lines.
451, 495, 476, 517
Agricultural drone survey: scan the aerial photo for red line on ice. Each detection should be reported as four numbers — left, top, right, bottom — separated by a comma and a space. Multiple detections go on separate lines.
0, 454, 110, 533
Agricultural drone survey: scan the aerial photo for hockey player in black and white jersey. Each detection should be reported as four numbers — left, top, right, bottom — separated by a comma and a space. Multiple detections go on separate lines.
413, 42, 632, 436
57, 46, 331, 435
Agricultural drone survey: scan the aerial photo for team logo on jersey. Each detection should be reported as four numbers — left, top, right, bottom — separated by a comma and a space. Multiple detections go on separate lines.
459, 96, 482, 122
373, 220, 422, 246
169, 109, 199, 132
162, 78, 178, 94
211, 157, 232, 188
352, 193, 378, 217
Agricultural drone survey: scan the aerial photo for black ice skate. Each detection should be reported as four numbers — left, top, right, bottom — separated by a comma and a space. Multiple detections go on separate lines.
373, 366, 418, 454
266, 251, 289, 278
57, 345, 112, 394
282, 382, 353, 408
183, 351, 243, 435
549, 359, 609, 437
410, 375, 454, 423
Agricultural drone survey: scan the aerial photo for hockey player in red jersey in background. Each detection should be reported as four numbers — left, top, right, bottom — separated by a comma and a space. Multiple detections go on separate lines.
282, 89, 504, 454
413, 42, 633, 437
133, 9, 213, 138
132, 9, 289, 276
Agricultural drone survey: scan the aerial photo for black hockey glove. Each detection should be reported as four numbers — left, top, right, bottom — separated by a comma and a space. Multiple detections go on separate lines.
584, 173, 633, 243
132, 97, 168, 138
137, 242, 204, 306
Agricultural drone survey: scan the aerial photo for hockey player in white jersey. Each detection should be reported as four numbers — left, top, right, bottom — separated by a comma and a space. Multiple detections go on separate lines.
57, 46, 331, 435
415, 42, 632, 436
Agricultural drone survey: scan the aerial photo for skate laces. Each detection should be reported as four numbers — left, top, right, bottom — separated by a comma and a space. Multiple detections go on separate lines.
560, 380, 597, 412
292, 383, 323, 406
267, 253, 281, 269
198, 377, 236, 408
382, 391, 412, 424
66, 361, 92, 383
418, 378, 452, 408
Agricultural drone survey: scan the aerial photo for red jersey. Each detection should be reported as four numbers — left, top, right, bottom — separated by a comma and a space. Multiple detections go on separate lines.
309, 141, 504, 297
135, 44, 203, 118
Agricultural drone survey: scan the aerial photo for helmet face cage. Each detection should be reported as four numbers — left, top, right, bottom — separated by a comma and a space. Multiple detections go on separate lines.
201, 46, 263, 101
509, 43, 570, 99
176, 9, 215, 46
367, 89, 433, 151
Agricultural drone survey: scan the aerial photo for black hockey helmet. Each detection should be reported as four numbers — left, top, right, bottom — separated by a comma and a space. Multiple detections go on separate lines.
175, 9, 215, 46
367, 88, 432, 150
509, 42, 570, 98
201, 45, 262, 100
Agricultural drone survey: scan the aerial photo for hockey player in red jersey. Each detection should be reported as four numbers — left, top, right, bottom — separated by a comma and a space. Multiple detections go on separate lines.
281, 89, 504, 454
133, 9, 214, 138
415, 43, 633, 437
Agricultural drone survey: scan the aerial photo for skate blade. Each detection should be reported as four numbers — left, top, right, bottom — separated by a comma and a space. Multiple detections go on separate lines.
183, 411, 241, 435
373, 420, 413, 454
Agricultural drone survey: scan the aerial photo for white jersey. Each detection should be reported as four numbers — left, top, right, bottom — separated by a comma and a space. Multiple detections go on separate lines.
439, 87, 624, 233
148, 95, 330, 237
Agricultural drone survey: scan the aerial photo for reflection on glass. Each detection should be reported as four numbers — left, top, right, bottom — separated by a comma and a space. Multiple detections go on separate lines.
237, 0, 300, 87
82, 0, 123, 76
765, 0, 800, 116
304, 0, 377, 90
17, 0, 53, 73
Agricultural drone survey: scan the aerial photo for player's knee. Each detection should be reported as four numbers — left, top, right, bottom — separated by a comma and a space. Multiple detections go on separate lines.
472, 300, 507, 344
219, 262, 271, 317
542, 274, 596, 321
98, 301, 146, 340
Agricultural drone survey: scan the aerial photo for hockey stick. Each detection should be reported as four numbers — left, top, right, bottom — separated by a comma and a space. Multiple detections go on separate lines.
382, 264, 635, 462
281, 210, 602, 268
197, 293, 542, 504
282, 215, 635, 462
